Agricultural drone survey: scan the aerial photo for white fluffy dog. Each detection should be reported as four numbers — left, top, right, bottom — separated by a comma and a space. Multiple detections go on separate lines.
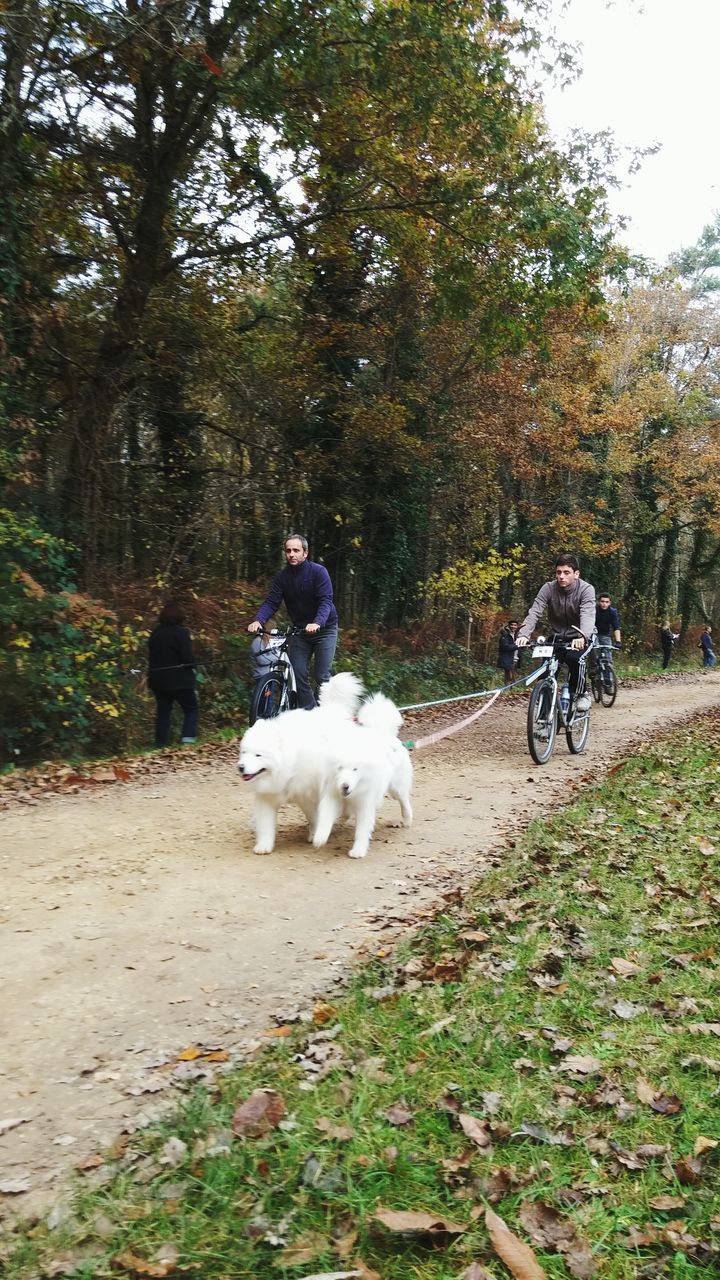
238, 672, 364, 854
312, 692, 413, 859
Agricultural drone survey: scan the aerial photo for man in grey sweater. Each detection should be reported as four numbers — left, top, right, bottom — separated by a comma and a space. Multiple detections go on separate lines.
516, 554, 596, 710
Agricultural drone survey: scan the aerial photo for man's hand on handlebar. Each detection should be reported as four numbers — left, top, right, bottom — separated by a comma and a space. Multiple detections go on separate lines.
516, 635, 529, 648
305, 622, 320, 634
569, 636, 586, 651
247, 621, 262, 634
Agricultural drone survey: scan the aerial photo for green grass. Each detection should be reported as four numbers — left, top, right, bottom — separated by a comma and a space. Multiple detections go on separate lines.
4, 715, 720, 1279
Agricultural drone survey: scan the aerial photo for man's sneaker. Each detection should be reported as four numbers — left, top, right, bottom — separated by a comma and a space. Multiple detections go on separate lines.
575, 694, 591, 713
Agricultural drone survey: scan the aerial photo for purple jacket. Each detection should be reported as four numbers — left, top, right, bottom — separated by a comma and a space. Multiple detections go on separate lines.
254, 560, 338, 629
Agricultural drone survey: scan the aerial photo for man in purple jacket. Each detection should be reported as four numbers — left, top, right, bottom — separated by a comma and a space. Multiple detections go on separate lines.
248, 533, 338, 708
516, 553, 596, 712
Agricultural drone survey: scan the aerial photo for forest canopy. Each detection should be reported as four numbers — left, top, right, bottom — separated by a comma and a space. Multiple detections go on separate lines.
2, 0, 720, 644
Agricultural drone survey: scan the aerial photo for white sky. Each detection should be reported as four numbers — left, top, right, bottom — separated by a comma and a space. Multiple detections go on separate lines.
540, 0, 720, 265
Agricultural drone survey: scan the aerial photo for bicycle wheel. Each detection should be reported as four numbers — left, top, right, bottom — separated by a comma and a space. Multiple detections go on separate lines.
249, 674, 288, 724
598, 667, 617, 708
591, 672, 602, 703
527, 679, 557, 765
566, 705, 590, 754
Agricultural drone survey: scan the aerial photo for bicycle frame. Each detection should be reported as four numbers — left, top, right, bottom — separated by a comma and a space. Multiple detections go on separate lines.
525, 635, 594, 764
526, 635, 595, 724
248, 627, 302, 723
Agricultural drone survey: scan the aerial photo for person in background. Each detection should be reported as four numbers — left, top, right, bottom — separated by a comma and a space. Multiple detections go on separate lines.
247, 533, 338, 709
594, 591, 622, 689
516, 553, 596, 711
147, 601, 198, 747
595, 592, 622, 646
699, 624, 716, 668
659, 621, 679, 669
497, 619, 520, 685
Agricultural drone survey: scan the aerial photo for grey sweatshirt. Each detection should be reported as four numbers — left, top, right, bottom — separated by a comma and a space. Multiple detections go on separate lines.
518, 578, 596, 644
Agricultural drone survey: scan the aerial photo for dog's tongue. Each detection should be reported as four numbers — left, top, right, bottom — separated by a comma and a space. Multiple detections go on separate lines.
242, 769, 262, 781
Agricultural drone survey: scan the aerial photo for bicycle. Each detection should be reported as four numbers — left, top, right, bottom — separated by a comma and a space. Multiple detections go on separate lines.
525, 634, 594, 765
248, 627, 302, 724
591, 641, 619, 708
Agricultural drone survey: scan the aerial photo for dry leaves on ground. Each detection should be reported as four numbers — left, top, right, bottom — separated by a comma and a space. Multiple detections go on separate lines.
485, 1208, 546, 1279
231, 1088, 285, 1138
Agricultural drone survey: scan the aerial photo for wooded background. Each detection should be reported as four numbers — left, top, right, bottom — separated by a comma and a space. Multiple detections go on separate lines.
3, 1, 720, 758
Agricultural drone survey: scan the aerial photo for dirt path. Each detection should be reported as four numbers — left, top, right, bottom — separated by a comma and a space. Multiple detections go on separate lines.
1, 672, 717, 1223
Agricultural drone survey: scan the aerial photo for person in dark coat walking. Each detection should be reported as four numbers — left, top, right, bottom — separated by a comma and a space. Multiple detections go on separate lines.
148, 601, 199, 747
497, 620, 519, 685
659, 621, 679, 670
699, 624, 716, 668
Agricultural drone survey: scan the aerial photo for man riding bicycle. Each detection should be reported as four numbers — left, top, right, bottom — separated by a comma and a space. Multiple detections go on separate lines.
516, 553, 596, 713
247, 533, 338, 709
594, 592, 621, 688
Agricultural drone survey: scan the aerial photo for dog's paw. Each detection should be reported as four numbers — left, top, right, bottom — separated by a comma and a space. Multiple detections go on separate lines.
348, 846, 368, 859
253, 844, 273, 855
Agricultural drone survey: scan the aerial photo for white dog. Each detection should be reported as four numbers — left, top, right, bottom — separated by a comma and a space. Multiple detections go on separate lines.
312, 692, 413, 859
238, 672, 364, 854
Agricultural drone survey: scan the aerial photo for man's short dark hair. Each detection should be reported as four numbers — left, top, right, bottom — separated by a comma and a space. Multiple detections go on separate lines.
599, 592, 611, 600
555, 553, 579, 572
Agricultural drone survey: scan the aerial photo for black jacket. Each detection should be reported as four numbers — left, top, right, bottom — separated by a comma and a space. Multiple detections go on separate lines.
148, 624, 196, 692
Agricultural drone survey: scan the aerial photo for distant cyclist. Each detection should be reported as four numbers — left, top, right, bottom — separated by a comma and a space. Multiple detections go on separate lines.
516, 553, 596, 713
594, 592, 621, 688
596, 593, 622, 648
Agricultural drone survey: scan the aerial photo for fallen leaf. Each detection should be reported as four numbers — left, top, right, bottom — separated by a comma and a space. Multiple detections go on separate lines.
649, 1194, 688, 1211
313, 1002, 337, 1025
301, 1155, 345, 1193
371, 1207, 466, 1236
674, 1155, 704, 1184
519, 1201, 575, 1248
485, 1207, 546, 1279
607, 1140, 645, 1170
611, 999, 645, 1020
275, 1231, 327, 1267
564, 1237, 597, 1279
112, 1251, 175, 1277
76, 1153, 104, 1172
609, 957, 642, 977
418, 1015, 457, 1038
315, 1117, 354, 1142
462, 1265, 496, 1279
458, 929, 491, 944
232, 1089, 285, 1138
159, 1137, 187, 1167
177, 1045, 202, 1061
693, 1136, 718, 1156
0, 1117, 32, 1135
635, 1078, 658, 1104
649, 1093, 683, 1115
515, 1122, 573, 1147
560, 1054, 602, 1076
459, 1113, 493, 1147
384, 1103, 413, 1126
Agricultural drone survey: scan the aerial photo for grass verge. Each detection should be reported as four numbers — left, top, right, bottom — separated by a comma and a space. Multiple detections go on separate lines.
3, 713, 720, 1279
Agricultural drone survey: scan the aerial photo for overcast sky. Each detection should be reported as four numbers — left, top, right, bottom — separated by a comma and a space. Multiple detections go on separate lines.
540, 0, 720, 265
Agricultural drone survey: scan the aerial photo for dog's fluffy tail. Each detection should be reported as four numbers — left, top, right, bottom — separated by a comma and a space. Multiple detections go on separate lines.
357, 692, 403, 737
318, 671, 365, 715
